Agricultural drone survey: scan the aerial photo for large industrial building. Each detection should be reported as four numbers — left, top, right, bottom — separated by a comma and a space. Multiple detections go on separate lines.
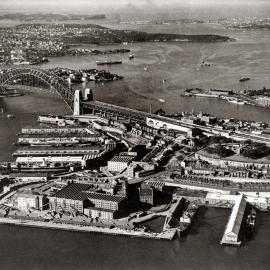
17, 192, 48, 211
49, 183, 126, 220
108, 155, 134, 172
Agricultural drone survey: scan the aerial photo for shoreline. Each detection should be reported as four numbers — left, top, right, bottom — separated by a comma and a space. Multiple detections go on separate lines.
0, 217, 176, 240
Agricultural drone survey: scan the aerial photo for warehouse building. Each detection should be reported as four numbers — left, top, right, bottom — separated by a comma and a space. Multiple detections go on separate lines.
49, 183, 126, 220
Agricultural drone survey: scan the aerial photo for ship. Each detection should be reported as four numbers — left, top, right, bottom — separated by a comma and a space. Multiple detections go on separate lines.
239, 77, 250, 82
0, 163, 73, 174
177, 202, 199, 236
227, 98, 245, 105
96, 60, 122, 65
245, 208, 256, 239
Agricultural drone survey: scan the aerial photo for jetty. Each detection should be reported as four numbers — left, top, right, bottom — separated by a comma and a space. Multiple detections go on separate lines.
220, 194, 247, 246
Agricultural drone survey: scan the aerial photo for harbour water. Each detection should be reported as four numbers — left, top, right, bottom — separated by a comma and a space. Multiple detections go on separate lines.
1, 19, 270, 269
0, 207, 269, 270
35, 23, 270, 123
0, 91, 70, 161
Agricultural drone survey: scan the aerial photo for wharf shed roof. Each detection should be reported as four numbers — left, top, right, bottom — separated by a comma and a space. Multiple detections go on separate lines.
225, 194, 247, 236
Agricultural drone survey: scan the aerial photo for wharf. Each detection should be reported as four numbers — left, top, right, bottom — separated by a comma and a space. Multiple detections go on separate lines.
163, 179, 270, 193
220, 194, 247, 247
20, 127, 89, 135
13, 147, 102, 157
0, 217, 176, 240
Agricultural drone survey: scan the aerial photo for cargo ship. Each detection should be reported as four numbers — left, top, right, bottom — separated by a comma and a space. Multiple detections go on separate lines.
177, 202, 199, 236
0, 163, 73, 174
96, 60, 122, 65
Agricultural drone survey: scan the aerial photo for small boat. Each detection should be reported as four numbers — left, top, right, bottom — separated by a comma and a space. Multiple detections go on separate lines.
239, 77, 250, 82
0, 108, 15, 118
158, 99, 165, 103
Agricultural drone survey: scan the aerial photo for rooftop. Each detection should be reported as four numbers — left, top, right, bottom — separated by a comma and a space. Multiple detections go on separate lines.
225, 194, 247, 236
109, 156, 134, 163
52, 183, 125, 203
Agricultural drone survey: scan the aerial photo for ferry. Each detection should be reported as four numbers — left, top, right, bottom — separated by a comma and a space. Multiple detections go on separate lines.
96, 60, 122, 65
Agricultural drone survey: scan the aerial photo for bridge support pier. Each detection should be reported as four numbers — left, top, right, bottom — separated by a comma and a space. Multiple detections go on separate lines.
73, 90, 81, 116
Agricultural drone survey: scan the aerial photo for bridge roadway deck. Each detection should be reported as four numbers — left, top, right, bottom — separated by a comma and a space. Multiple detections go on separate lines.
82, 101, 270, 145
83, 101, 194, 129
82, 100, 151, 122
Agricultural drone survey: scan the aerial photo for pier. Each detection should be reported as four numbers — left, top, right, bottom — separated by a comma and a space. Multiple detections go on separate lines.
220, 194, 247, 246
13, 147, 101, 157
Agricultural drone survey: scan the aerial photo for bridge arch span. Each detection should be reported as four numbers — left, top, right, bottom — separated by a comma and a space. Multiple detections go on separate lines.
0, 68, 74, 109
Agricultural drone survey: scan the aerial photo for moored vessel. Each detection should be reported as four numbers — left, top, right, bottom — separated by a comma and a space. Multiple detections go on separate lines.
96, 60, 122, 65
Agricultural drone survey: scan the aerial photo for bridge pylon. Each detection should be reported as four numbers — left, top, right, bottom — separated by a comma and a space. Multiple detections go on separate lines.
73, 90, 81, 116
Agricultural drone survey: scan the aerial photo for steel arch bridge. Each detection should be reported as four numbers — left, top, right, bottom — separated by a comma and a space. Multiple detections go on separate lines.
0, 68, 74, 110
